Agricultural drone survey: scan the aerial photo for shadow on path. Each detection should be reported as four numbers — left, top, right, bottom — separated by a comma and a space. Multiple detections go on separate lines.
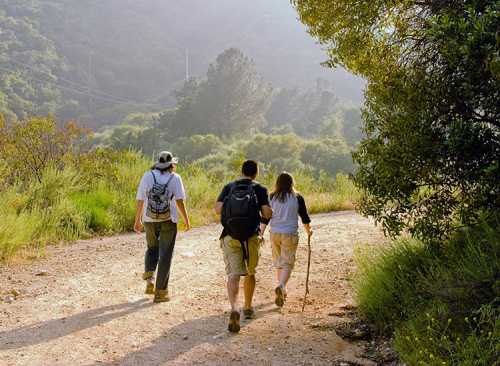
0, 299, 153, 350
87, 303, 278, 366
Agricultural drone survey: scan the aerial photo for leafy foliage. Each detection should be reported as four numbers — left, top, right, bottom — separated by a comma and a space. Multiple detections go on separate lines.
0, 115, 359, 260
0, 1, 63, 120
170, 134, 222, 163
1, 0, 362, 125
160, 48, 272, 137
355, 221, 500, 364
265, 79, 339, 136
294, 0, 500, 240
0, 115, 88, 183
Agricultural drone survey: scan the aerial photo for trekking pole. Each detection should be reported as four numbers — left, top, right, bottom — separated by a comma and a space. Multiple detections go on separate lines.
301, 232, 312, 312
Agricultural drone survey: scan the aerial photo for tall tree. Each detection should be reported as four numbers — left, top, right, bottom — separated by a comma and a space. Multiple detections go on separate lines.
293, 0, 500, 240
162, 48, 272, 137
266, 79, 339, 136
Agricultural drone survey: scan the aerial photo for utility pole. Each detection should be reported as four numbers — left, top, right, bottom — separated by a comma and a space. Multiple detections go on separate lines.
185, 48, 190, 81
88, 49, 93, 114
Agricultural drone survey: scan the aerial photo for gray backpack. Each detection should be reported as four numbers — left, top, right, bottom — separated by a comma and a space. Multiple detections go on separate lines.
146, 171, 175, 220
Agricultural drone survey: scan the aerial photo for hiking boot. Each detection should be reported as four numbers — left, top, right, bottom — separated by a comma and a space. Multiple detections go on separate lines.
145, 281, 155, 295
275, 286, 285, 308
243, 308, 255, 319
153, 289, 169, 303
228, 311, 240, 333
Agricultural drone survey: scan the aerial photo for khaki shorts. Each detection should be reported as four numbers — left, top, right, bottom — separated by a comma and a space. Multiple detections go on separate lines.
271, 232, 299, 270
221, 234, 261, 276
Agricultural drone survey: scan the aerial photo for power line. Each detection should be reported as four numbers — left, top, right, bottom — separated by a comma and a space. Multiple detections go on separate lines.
7, 59, 157, 106
0, 64, 159, 107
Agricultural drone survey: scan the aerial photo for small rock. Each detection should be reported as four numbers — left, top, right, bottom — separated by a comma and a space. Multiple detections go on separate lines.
338, 303, 356, 311
35, 270, 48, 276
10, 289, 20, 297
328, 310, 346, 317
183, 335, 189, 340
3, 295, 15, 303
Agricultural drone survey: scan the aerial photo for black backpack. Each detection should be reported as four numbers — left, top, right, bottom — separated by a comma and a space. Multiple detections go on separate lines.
221, 181, 260, 257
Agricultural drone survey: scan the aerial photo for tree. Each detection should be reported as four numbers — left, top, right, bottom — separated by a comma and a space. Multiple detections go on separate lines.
293, 0, 500, 240
0, 115, 88, 183
170, 134, 222, 163
0, 1, 63, 120
301, 138, 353, 176
162, 48, 272, 137
244, 133, 303, 165
265, 79, 340, 136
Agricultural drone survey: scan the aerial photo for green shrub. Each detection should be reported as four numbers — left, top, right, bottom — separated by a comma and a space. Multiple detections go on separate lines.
394, 303, 499, 366
355, 221, 500, 364
0, 145, 360, 260
24, 167, 79, 210
108, 192, 136, 232
301, 138, 353, 176
171, 134, 222, 163
355, 238, 434, 332
42, 198, 88, 241
70, 187, 116, 233
0, 210, 44, 259
244, 133, 303, 165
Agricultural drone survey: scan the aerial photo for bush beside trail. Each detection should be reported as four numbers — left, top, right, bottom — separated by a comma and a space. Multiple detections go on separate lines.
354, 222, 500, 365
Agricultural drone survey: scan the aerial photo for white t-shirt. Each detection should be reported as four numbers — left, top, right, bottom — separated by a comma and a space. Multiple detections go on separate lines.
136, 170, 186, 223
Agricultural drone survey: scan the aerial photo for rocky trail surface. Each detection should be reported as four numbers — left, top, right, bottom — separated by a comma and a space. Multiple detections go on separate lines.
0, 212, 395, 366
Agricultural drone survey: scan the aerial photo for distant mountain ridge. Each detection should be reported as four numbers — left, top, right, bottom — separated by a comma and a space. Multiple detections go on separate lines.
0, 0, 363, 126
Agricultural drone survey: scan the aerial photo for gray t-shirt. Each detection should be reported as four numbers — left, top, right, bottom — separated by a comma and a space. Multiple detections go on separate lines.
269, 193, 311, 234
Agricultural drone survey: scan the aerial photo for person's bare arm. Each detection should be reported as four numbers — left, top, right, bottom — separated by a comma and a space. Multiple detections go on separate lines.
134, 200, 144, 233
176, 199, 191, 231
215, 201, 223, 215
261, 205, 272, 220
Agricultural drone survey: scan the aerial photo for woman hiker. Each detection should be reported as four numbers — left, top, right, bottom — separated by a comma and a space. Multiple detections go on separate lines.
261, 172, 312, 308
134, 151, 191, 303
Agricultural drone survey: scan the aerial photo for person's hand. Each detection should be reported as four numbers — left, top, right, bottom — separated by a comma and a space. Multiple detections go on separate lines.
134, 221, 143, 234
306, 226, 313, 238
258, 234, 265, 246
184, 221, 192, 232
259, 223, 267, 236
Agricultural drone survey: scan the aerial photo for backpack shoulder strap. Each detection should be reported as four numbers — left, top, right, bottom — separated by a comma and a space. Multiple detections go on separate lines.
164, 173, 176, 199
150, 170, 157, 184
165, 173, 175, 187
227, 181, 239, 194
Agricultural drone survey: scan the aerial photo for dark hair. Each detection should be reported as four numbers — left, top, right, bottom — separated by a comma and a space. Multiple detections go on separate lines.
271, 172, 296, 202
152, 166, 174, 173
242, 160, 258, 178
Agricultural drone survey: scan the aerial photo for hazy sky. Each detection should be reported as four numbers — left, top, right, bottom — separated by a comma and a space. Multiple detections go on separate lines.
109, 0, 364, 101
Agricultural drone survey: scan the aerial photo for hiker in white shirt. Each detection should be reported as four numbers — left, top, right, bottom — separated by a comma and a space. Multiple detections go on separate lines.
134, 151, 191, 303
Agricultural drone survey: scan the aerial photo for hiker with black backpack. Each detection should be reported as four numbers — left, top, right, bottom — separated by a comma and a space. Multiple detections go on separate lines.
215, 160, 272, 333
134, 151, 191, 303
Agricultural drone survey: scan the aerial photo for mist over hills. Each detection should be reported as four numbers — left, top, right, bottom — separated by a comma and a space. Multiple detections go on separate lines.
1, 0, 363, 126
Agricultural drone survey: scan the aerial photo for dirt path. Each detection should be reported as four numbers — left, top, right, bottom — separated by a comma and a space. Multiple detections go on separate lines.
0, 212, 385, 366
